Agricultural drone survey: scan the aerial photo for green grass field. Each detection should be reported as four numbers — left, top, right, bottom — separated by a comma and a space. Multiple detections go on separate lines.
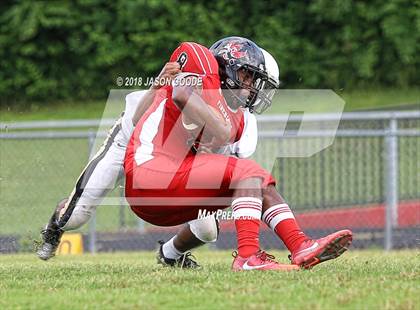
0, 250, 418, 309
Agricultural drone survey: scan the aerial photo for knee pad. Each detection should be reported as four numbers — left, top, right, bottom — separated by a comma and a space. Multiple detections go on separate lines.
189, 215, 219, 243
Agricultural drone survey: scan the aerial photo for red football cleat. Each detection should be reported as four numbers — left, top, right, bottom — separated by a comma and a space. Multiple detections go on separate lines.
290, 229, 353, 269
232, 250, 299, 271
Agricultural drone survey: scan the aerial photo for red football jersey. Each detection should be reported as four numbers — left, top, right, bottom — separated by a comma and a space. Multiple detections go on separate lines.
125, 42, 245, 173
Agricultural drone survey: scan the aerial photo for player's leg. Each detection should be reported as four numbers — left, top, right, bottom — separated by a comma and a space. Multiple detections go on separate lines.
184, 154, 298, 271
261, 184, 352, 269
229, 177, 298, 271
157, 215, 219, 268
37, 119, 125, 260
125, 154, 298, 271
184, 154, 297, 270
141, 175, 287, 271
261, 185, 308, 253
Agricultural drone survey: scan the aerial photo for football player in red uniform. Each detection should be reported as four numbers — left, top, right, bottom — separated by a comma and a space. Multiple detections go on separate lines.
125, 37, 352, 271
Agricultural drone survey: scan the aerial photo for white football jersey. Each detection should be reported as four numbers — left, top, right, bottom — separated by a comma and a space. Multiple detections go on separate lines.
120, 91, 146, 145
227, 109, 258, 158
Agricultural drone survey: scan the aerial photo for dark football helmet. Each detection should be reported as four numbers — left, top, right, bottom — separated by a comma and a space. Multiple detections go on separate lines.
210, 36, 279, 114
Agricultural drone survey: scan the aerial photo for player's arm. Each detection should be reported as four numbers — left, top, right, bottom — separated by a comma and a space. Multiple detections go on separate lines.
198, 110, 258, 157
172, 75, 231, 145
132, 62, 181, 125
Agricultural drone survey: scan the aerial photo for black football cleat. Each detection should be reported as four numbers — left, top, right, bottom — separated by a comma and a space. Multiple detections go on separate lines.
156, 240, 200, 269
37, 225, 63, 260
37, 199, 67, 260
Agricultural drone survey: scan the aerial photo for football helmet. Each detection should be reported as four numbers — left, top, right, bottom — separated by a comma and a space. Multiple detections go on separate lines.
210, 36, 279, 113
254, 48, 280, 114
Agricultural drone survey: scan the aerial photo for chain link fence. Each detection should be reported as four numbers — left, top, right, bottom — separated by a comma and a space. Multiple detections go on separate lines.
1, 111, 419, 253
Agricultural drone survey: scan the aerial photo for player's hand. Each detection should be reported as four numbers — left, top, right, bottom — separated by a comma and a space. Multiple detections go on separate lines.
152, 62, 181, 89
197, 144, 214, 154
197, 137, 227, 154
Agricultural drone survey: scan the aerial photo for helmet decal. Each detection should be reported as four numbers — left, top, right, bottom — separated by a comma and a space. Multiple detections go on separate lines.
218, 42, 248, 60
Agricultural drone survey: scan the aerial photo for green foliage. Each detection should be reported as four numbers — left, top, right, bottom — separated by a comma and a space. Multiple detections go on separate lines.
251, 0, 420, 88
0, 0, 418, 107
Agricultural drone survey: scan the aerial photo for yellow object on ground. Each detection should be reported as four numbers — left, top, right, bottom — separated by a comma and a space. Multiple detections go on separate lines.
57, 233, 84, 255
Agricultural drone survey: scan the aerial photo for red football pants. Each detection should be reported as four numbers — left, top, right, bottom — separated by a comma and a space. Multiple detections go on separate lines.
125, 153, 275, 226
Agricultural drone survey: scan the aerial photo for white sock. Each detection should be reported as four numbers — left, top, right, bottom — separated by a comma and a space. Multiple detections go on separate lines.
162, 236, 183, 260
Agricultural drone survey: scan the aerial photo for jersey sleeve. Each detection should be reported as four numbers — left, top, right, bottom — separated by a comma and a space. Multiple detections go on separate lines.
120, 91, 146, 145
169, 42, 222, 109
125, 91, 145, 119
169, 42, 219, 76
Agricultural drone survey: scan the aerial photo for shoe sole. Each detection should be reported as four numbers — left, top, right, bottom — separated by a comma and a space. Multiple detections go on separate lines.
37, 252, 55, 261
232, 264, 300, 272
301, 231, 353, 269
37, 243, 58, 261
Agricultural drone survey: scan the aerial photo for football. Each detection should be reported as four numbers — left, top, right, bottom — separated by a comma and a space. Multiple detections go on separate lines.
181, 105, 229, 143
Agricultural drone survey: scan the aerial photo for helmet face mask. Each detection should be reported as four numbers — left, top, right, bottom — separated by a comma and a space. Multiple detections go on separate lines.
255, 48, 281, 114
210, 37, 280, 114
224, 64, 269, 110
